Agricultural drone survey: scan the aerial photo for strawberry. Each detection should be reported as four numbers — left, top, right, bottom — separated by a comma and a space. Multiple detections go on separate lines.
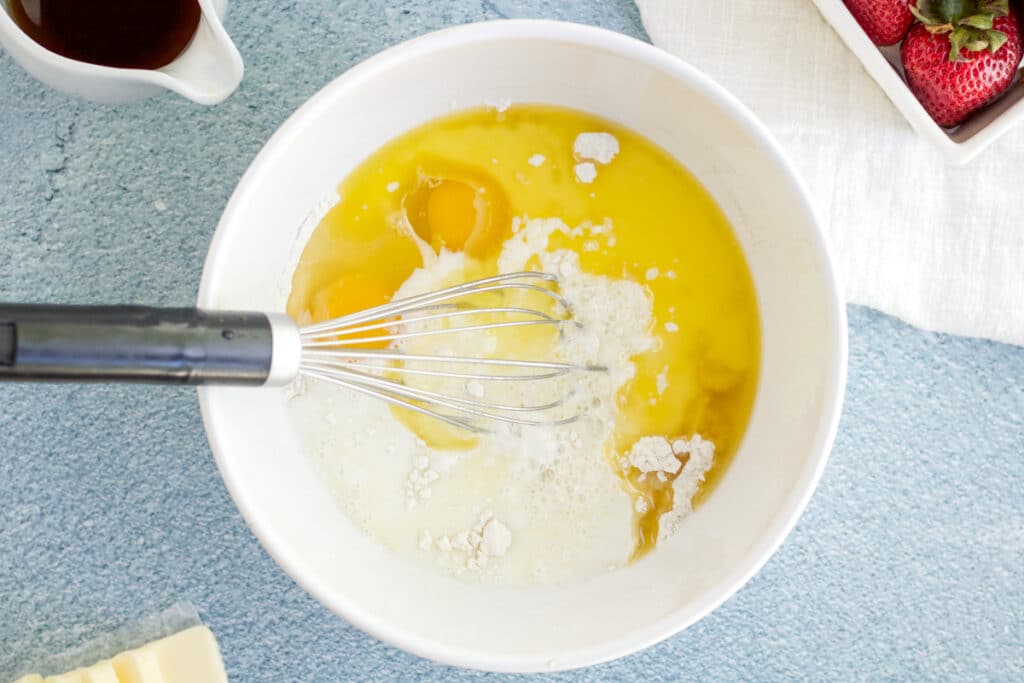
844, 0, 916, 45
901, 0, 1023, 127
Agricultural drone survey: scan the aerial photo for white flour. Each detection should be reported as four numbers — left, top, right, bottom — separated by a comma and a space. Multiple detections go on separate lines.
573, 162, 598, 184
571, 132, 619, 185
287, 214, 714, 584
574, 132, 620, 164
659, 435, 716, 542
627, 437, 682, 474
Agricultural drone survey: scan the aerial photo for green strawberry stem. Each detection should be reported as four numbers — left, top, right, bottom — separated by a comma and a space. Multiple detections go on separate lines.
910, 0, 1010, 60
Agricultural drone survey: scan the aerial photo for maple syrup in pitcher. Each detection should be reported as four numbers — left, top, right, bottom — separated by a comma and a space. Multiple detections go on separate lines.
8, 0, 202, 70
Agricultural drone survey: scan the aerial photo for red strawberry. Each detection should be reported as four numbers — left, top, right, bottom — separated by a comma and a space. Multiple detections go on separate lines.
845, 0, 915, 45
901, 0, 1023, 127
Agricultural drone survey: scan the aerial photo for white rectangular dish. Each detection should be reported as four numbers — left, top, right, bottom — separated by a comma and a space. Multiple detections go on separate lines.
811, 0, 1024, 164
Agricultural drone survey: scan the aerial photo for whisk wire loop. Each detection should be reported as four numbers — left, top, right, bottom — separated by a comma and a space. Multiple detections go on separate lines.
296, 272, 602, 431
300, 271, 570, 334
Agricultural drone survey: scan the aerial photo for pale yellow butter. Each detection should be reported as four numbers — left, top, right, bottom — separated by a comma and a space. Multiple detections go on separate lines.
111, 646, 163, 683
146, 626, 226, 683
18, 626, 226, 683
44, 671, 86, 683
82, 661, 120, 683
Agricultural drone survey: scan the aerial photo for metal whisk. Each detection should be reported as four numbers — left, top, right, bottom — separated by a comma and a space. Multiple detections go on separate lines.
0, 272, 602, 432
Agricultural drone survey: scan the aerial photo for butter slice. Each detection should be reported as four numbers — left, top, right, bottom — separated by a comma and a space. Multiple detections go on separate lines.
112, 645, 163, 683
82, 661, 120, 683
147, 626, 227, 683
20, 625, 225, 683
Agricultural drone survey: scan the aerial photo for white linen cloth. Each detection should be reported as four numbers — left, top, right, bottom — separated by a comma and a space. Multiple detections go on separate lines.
637, 0, 1024, 346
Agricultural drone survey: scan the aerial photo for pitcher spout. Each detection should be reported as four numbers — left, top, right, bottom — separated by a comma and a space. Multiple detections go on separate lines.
157, 0, 243, 105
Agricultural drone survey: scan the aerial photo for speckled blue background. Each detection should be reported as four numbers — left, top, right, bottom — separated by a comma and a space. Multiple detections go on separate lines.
1, 1, 1022, 681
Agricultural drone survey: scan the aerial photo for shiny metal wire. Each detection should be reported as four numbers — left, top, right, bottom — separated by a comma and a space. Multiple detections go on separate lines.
297, 272, 603, 432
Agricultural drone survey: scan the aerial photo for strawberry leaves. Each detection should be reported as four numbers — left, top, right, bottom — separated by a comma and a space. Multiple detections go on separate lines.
910, 0, 1011, 60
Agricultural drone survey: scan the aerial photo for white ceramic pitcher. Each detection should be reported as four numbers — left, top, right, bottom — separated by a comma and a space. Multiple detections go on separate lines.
0, 0, 243, 105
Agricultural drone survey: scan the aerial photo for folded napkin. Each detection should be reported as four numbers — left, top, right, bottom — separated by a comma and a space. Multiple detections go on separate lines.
637, 0, 1024, 346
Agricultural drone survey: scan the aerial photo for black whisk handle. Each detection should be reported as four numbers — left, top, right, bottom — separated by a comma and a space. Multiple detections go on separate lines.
0, 305, 276, 385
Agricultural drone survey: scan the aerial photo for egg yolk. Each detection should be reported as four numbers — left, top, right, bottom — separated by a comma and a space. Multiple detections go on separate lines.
425, 180, 478, 251
309, 274, 394, 348
404, 161, 510, 258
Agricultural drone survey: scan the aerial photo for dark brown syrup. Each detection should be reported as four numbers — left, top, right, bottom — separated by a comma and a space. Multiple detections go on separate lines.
8, 0, 202, 70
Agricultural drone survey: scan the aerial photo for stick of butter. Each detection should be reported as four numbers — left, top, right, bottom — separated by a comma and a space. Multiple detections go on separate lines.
13, 626, 227, 683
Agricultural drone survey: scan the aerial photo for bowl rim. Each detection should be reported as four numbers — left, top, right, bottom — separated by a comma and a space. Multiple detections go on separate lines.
197, 18, 849, 672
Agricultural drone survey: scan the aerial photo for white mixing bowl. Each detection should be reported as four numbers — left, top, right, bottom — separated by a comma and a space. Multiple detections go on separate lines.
197, 20, 847, 672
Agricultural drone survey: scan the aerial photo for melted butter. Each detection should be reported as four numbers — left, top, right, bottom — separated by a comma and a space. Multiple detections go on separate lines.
286, 105, 760, 559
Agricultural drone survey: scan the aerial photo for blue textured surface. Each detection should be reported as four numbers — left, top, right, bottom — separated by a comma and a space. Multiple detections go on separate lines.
1, 1, 1022, 681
